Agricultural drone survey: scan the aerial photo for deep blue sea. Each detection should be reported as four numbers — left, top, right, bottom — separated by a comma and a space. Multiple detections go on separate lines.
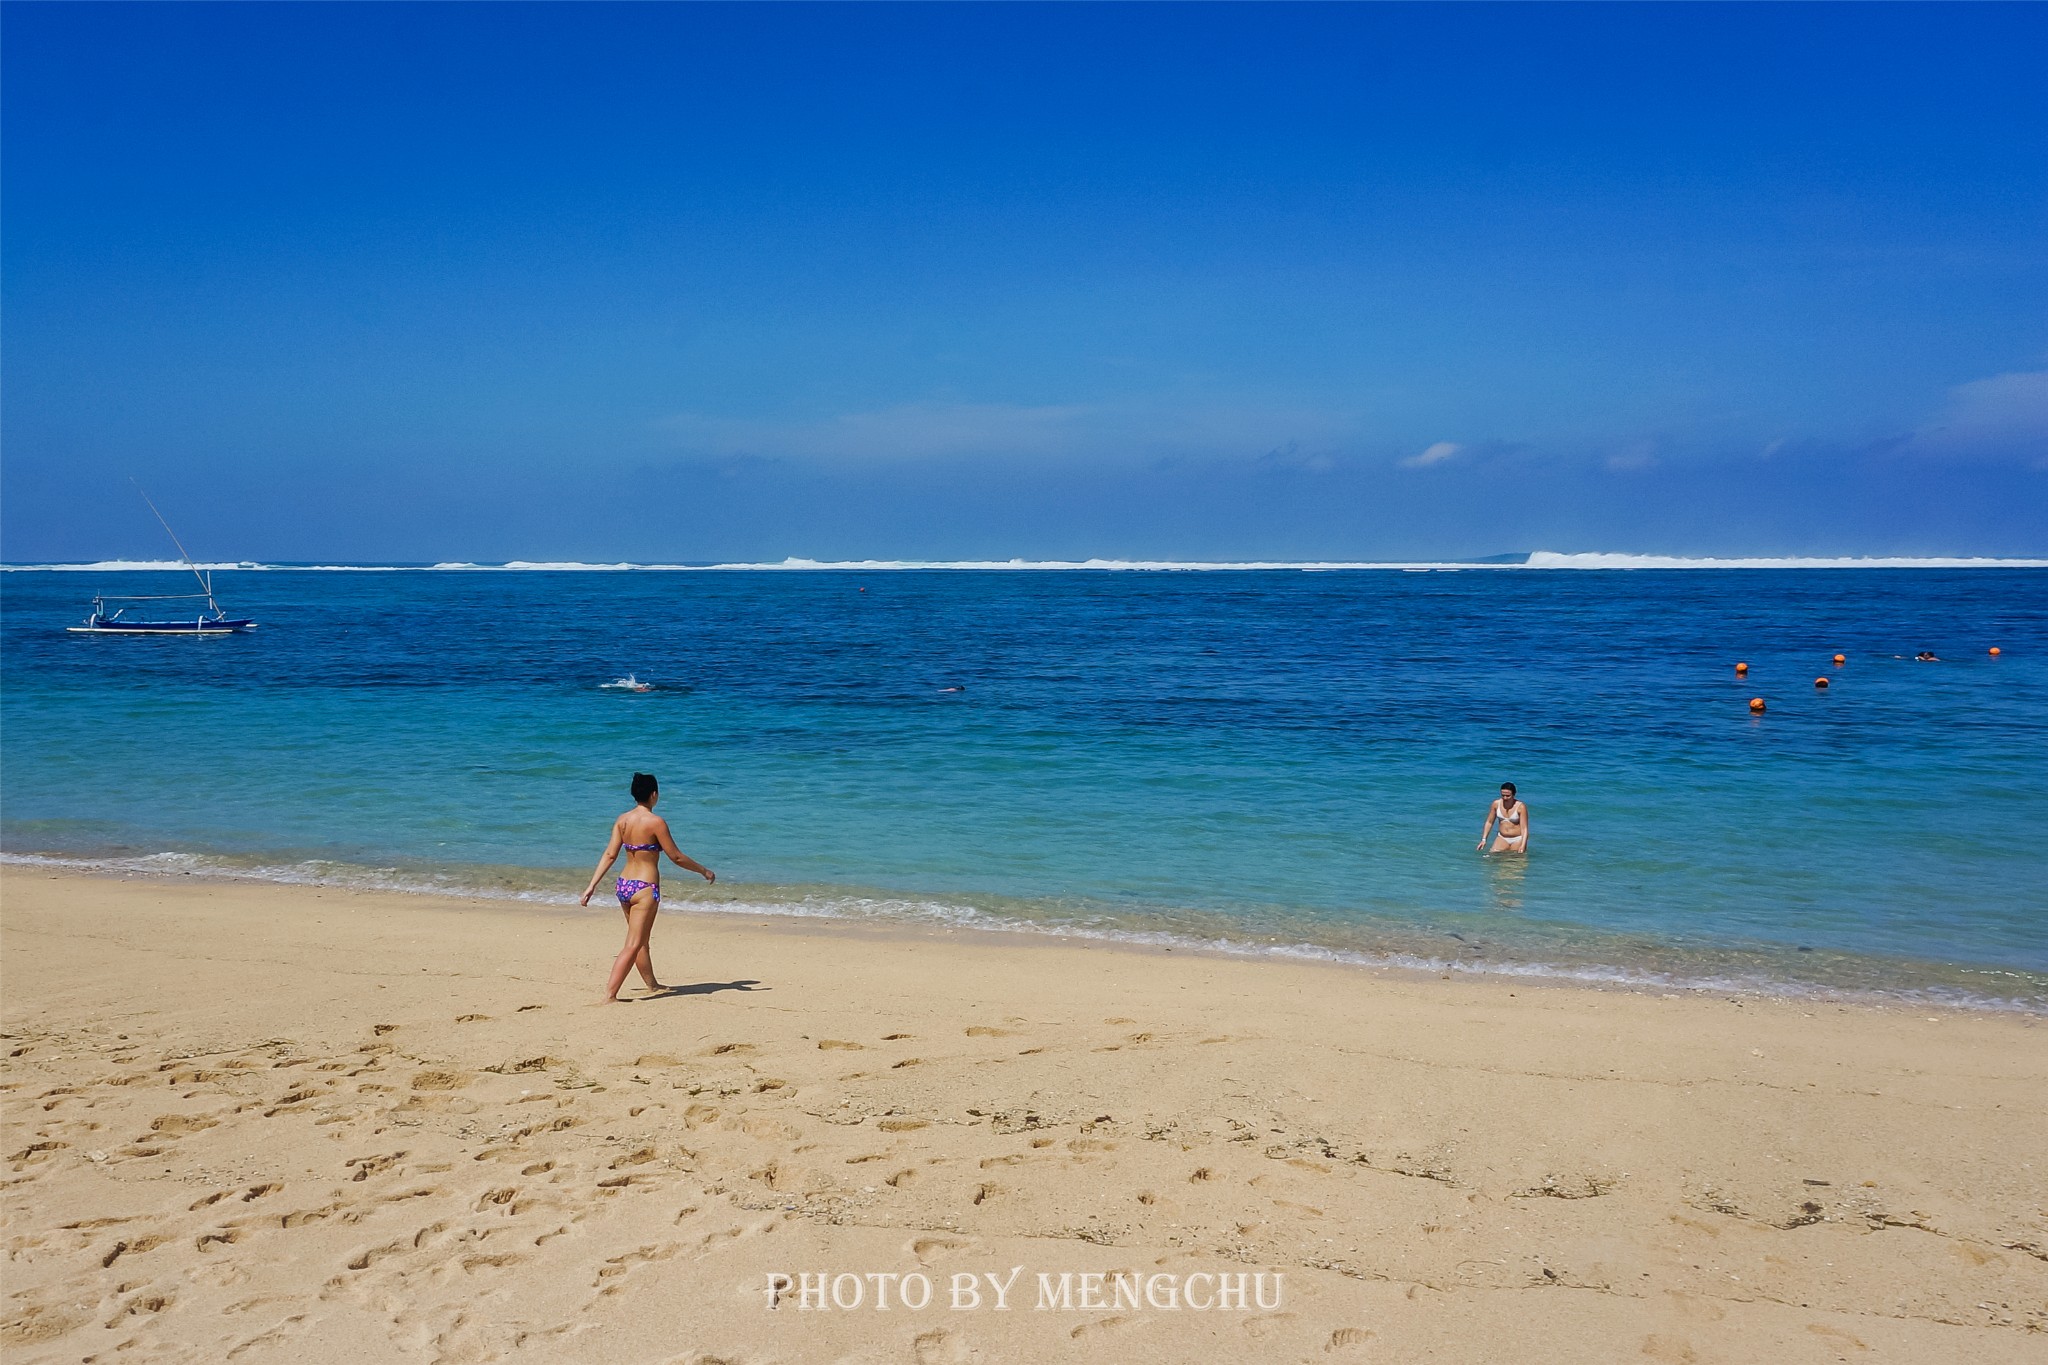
4, 561, 2045, 1008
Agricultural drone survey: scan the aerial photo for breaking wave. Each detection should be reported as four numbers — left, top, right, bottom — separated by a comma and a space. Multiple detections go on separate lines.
7, 553, 2045, 573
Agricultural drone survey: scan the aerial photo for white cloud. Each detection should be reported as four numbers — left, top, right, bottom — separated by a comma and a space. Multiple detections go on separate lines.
1399, 441, 1463, 469
1604, 441, 1658, 472
1905, 368, 2048, 461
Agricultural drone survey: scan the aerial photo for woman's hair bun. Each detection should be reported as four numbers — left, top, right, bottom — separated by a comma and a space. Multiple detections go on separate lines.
631, 772, 658, 802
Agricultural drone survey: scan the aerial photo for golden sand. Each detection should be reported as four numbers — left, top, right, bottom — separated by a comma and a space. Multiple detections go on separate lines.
2, 870, 2043, 1362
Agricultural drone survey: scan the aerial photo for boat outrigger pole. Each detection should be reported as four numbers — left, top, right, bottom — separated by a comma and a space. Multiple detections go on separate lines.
132, 479, 214, 597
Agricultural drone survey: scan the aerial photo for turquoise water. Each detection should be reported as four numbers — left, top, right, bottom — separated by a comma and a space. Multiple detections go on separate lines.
4, 564, 2044, 1007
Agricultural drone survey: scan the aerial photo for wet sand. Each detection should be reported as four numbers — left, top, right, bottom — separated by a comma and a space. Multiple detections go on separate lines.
2, 869, 2043, 1362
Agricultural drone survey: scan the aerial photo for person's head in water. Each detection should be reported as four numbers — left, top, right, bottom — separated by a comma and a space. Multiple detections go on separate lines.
631, 772, 658, 807
1500, 782, 1517, 805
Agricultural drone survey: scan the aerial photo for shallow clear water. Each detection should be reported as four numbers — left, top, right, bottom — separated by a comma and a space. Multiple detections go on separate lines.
4, 566, 2044, 1006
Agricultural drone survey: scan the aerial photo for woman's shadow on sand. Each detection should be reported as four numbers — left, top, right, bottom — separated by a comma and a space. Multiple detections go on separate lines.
637, 979, 764, 1000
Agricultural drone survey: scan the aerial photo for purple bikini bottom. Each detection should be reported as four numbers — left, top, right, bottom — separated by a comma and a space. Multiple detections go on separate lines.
616, 878, 660, 906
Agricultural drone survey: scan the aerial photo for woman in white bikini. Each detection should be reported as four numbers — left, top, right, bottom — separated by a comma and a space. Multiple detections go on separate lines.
1477, 782, 1530, 854
580, 772, 716, 1002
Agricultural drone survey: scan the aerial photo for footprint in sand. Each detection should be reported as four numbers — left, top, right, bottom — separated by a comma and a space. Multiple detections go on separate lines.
99, 1233, 166, 1267
817, 1039, 864, 1050
279, 1204, 340, 1229
103, 1291, 174, 1329
10, 1140, 68, 1168
909, 1236, 973, 1265
224, 1316, 308, 1362
486, 1055, 560, 1075
460, 1252, 522, 1272
345, 1151, 406, 1182
344, 1239, 407, 1271
912, 1328, 970, 1365
0, 1303, 94, 1347
1326, 1326, 1374, 1351
1241, 1311, 1297, 1339
409, 1070, 469, 1091
1071, 1316, 1134, 1340
149, 1113, 219, 1137
595, 1242, 681, 1285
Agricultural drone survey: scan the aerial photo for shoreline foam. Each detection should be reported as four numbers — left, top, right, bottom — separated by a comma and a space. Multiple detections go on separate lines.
7, 846, 2039, 1014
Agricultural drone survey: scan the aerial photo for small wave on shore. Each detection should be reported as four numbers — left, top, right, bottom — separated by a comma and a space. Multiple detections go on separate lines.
7, 847, 2041, 1013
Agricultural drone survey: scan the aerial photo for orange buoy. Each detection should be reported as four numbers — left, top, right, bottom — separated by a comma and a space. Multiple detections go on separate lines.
1989, 646, 2001, 655
1815, 677, 1829, 689
1832, 654, 1846, 665
1735, 662, 1749, 674
1749, 697, 1766, 712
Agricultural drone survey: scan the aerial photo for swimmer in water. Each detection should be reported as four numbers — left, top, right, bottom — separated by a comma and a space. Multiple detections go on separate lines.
1477, 782, 1529, 854
580, 772, 715, 1002
1914, 651, 1940, 662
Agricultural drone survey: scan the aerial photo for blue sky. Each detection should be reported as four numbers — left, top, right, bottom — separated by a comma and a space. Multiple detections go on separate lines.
4, 2, 2044, 562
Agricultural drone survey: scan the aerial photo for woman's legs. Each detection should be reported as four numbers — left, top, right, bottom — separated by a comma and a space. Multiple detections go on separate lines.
618, 898, 663, 990
604, 893, 661, 1001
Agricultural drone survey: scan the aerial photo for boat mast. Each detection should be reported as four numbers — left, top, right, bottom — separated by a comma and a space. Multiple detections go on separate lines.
131, 481, 216, 604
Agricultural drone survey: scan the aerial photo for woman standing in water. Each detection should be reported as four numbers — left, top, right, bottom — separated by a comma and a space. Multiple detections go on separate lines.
1477, 781, 1530, 854
580, 772, 716, 1002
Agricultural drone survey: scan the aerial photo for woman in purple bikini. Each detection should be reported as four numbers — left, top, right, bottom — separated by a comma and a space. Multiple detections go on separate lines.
580, 772, 716, 1002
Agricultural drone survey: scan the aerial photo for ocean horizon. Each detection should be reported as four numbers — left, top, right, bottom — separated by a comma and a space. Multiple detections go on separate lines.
7, 551, 2048, 572
5, 562, 2044, 1010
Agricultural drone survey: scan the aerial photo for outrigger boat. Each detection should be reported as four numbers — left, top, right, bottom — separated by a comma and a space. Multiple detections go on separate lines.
67, 489, 259, 636
69, 583, 257, 636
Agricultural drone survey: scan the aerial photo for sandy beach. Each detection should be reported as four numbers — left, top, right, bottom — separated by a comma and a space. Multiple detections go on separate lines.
2, 869, 2043, 1363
